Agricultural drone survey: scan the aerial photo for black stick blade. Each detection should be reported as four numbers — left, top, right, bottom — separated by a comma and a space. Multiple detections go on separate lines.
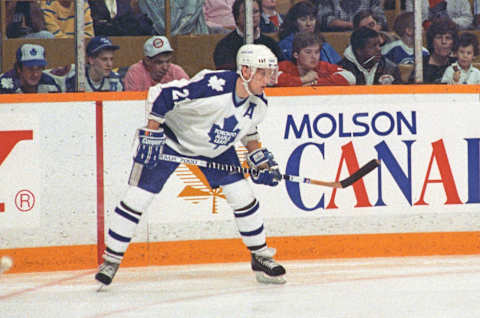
339, 159, 379, 188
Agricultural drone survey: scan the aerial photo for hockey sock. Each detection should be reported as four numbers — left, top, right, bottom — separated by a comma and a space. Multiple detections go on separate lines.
104, 201, 142, 263
233, 199, 267, 251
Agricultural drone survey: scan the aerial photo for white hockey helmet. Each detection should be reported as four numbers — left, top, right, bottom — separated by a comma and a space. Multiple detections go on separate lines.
237, 44, 278, 71
236, 44, 278, 90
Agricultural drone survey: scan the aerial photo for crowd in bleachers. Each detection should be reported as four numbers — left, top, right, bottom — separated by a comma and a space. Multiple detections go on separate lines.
2, 0, 480, 93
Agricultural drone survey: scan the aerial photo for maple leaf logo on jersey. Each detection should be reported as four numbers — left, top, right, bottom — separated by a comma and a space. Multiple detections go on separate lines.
1, 78, 14, 89
207, 75, 225, 92
208, 116, 240, 149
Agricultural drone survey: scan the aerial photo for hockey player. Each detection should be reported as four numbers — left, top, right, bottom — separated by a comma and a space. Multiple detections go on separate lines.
95, 44, 286, 287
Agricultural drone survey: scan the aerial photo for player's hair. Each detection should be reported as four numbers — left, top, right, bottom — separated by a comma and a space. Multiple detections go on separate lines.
350, 26, 379, 52
278, 1, 318, 40
426, 17, 458, 54
232, 0, 262, 26
393, 11, 414, 37
292, 31, 323, 64
457, 32, 480, 56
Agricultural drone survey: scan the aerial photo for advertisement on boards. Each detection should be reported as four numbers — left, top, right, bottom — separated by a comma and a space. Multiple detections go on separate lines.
0, 102, 97, 241
102, 93, 480, 229
0, 114, 40, 228
259, 93, 480, 217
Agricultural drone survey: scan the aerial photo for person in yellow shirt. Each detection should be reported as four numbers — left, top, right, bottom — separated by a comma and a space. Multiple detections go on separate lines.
40, 0, 95, 38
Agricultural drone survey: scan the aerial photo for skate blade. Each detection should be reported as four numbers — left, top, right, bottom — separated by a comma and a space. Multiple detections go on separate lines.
255, 272, 286, 284
96, 284, 107, 292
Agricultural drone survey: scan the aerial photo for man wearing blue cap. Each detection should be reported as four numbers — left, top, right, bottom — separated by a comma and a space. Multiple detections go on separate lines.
0, 44, 61, 93
56, 36, 124, 92
83, 36, 123, 92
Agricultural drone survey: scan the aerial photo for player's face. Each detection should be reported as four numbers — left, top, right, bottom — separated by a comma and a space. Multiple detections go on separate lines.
432, 33, 454, 58
248, 68, 276, 94
296, 15, 316, 33
18, 65, 44, 89
295, 44, 320, 71
457, 44, 474, 70
89, 50, 115, 78
145, 53, 172, 82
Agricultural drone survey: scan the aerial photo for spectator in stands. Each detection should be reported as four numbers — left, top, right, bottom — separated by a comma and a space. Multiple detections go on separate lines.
88, 0, 153, 36
441, 32, 480, 84
315, 0, 388, 32
41, 0, 95, 38
277, 31, 355, 86
139, 0, 209, 35
6, 1, 54, 39
81, 36, 123, 91
405, 0, 473, 30
203, 0, 236, 33
124, 36, 190, 91
48, 36, 124, 91
381, 12, 429, 65
352, 9, 396, 46
278, 1, 341, 63
260, 0, 284, 33
339, 26, 402, 84
0, 44, 61, 93
213, 0, 284, 70
409, 17, 458, 83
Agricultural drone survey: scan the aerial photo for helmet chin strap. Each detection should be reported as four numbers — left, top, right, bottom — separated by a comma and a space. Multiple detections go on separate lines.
242, 80, 253, 96
238, 67, 257, 96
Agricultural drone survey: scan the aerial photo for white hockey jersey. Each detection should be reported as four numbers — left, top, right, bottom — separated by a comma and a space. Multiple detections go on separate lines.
146, 70, 268, 158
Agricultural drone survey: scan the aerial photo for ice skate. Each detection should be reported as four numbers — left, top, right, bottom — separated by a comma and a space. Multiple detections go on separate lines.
95, 260, 120, 289
251, 248, 286, 284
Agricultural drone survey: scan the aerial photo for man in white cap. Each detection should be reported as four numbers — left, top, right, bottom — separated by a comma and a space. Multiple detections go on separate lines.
124, 35, 189, 91
0, 43, 61, 93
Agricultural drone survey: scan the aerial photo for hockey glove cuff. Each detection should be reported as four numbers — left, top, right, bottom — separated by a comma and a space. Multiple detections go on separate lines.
134, 127, 166, 169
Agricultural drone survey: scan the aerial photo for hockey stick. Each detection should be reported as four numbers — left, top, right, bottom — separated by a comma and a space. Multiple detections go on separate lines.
158, 154, 379, 189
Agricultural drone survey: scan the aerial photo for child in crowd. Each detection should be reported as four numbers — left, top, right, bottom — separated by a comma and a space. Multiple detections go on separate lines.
441, 32, 480, 84
381, 12, 429, 65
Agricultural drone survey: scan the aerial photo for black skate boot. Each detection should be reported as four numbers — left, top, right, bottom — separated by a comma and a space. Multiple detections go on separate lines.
251, 247, 286, 284
95, 260, 120, 288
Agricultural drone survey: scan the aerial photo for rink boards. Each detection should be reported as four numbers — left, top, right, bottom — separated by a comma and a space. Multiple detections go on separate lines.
1, 86, 480, 273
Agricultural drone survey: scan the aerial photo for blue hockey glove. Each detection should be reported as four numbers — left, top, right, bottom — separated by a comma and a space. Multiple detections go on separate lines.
247, 147, 277, 170
247, 148, 282, 186
134, 127, 166, 169
250, 168, 282, 186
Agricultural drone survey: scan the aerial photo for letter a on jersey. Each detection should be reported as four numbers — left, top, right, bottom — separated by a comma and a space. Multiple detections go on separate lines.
243, 102, 256, 119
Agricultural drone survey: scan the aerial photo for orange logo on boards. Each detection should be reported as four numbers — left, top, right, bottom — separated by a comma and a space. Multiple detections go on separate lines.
175, 148, 249, 214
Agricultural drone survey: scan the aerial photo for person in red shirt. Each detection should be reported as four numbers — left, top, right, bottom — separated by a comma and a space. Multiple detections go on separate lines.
277, 31, 355, 86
